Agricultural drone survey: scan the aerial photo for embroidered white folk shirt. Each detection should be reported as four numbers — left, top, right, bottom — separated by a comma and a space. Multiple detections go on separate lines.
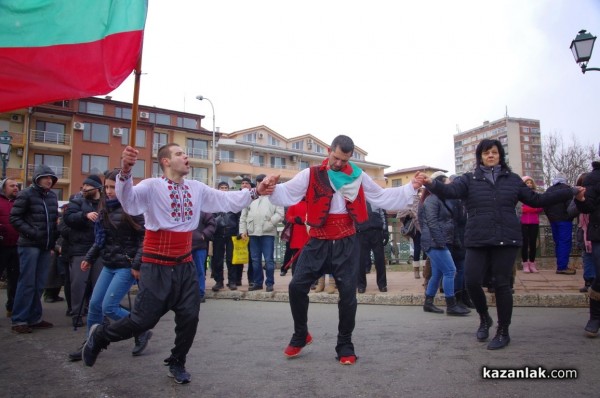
269, 168, 416, 213
116, 176, 252, 232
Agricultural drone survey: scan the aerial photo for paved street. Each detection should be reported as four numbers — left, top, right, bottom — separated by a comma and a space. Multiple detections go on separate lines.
0, 295, 596, 398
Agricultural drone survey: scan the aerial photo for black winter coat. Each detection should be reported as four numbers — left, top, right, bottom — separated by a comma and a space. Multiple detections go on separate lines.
213, 211, 240, 237
575, 162, 600, 242
83, 204, 145, 270
63, 196, 100, 256
192, 212, 216, 250
543, 183, 574, 222
427, 167, 575, 248
419, 194, 454, 252
9, 165, 59, 250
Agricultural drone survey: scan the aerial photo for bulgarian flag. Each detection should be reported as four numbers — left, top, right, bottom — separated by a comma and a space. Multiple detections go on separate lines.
0, 0, 148, 112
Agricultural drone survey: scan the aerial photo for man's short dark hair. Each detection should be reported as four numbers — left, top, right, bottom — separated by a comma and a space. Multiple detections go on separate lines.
331, 135, 354, 155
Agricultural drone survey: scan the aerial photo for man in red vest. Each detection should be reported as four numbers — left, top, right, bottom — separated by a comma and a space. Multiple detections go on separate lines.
266, 135, 424, 365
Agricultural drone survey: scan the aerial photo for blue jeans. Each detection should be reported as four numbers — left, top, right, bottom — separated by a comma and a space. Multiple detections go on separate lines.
11, 247, 51, 326
583, 251, 597, 282
550, 221, 573, 270
425, 247, 456, 298
192, 249, 207, 297
87, 266, 135, 334
249, 235, 275, 287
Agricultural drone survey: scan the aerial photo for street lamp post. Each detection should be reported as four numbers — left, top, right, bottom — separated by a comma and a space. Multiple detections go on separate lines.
0, 130, 13, 179
570, 29, 600, 73
195, 95, 217, 187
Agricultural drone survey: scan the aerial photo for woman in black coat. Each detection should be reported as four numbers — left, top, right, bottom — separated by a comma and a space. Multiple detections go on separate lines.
423, 139, 581, 350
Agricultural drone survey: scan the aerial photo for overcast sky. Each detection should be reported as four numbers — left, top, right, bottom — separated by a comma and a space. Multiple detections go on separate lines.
107, 0, 600, 173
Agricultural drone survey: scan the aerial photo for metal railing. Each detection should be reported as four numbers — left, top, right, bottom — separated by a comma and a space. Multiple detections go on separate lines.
30, 130, 71, 145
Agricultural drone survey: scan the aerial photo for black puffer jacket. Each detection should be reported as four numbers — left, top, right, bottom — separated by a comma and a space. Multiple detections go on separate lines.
213, 211, 240, 237
427, 167, 575, 248
418, 193, 454, 252
63, 195, 100, 256
9, 165, 59, 250
543, 183, 574, 222
84, 203, 145, 270
575, 161, 600, 242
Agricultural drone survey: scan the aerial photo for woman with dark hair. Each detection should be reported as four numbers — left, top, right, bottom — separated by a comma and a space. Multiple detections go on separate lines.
422, 139, 582, 349
68, 170, 149, 361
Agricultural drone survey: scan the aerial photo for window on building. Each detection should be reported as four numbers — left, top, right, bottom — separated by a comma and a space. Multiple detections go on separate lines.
391, 179, 402, 187
352, 152, 362, 160
132, 159, 145, 178
522, 127, 530, 133
34, 154, 64, 178
177, 116, 198, 129
268, 136, 280, 146
152, 161, 161, 177
243, 132, 257, 143
219, 150, 235, 162
34, 121, 66, 144
186, 138, 208, 159
120, 128, 146, 147
251, 154, 265, 166
270, 157, 286, 168
155, 113, 171, 126
189, 167, 208, 183
83, 123, 110, 143
115, 107, 132, 119
315, 144, 325, 154
78, 101, 104, 115
82, 154, 108, 175
523, 144, 530, 150
153, 132, 169, 153
292, 141, 304, 150
51, 188, 64, 201
299, 160, 310, 170
523, 135, 530, 142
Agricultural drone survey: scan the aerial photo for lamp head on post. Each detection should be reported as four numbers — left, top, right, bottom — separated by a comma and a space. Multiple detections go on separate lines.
570, 30, 599, 74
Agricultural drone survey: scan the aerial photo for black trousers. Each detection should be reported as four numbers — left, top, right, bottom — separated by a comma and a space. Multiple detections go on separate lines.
357, 230, 387, 289
288, 235, 360, 357
465, 246, 519, 328
0, 246, 20, 312
212, 234, 235, 284
521, 224, 539, 262
99, 261, 200, 363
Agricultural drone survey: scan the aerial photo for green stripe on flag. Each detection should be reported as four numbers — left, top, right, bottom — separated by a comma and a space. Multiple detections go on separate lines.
0, 0, 147, 47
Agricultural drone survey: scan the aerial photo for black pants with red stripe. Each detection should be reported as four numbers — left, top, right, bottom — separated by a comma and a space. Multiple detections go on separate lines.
97, 261, 200, 364
288, 234, 360, 358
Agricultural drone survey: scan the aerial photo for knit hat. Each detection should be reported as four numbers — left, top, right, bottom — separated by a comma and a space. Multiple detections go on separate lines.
82, 174, 103, 190
430, 171, 447, 181
551, 173, 567, 186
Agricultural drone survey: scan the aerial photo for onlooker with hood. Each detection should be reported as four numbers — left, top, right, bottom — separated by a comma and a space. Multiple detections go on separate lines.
63, 174, 104, 327
543, 173, 577, 275
574, 152, 600, 337
0, 178, 20, 317
9, 165, 59, 333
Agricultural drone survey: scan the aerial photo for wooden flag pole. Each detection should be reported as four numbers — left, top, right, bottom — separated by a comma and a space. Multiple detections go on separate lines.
129, 53, 143, 148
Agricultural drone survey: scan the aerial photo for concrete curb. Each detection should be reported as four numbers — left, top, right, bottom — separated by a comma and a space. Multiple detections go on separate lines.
203, 290, 590, 308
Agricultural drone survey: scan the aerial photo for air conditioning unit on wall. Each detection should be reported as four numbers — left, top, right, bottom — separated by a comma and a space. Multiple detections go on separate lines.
139, 111, 149, 119
73, 121, 85, 130
10, 114, 23, 123
258, 132, 264, 139
112, 128, 123, 137
290, 155, 298, 162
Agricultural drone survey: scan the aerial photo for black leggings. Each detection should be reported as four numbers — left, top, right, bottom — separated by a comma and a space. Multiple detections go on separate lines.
465, 246, 519, 328
521, 224, 539, 262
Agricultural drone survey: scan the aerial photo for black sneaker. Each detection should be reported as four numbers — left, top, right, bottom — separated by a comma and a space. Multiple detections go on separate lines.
82, 324, 107, 367
266, 285, 274, 292
132, 330, 153, 356
211, 282, 224, 292
168, 362, 191, 384
68, 341, 85, 362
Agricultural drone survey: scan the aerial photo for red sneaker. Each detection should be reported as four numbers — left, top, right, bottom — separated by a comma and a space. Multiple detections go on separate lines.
339, 355, 357, 365
283, 333, 313, 358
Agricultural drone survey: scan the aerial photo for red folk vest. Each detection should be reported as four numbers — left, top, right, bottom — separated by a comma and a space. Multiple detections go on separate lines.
305, 165, 368, 227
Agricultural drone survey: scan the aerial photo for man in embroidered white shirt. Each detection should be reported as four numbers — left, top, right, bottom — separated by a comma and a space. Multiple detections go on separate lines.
82, 143, 273, 384
265, 135, 424, 365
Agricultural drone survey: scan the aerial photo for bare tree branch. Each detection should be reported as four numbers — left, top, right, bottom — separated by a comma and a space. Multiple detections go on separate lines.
542, 132, 595, 188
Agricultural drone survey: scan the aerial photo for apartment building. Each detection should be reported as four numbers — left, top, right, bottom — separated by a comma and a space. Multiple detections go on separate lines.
0, 97, 388, 200
454, 117, 543, 185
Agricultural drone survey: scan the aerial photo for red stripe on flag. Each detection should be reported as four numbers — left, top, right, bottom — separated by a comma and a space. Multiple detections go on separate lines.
0, 30, 143, 112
